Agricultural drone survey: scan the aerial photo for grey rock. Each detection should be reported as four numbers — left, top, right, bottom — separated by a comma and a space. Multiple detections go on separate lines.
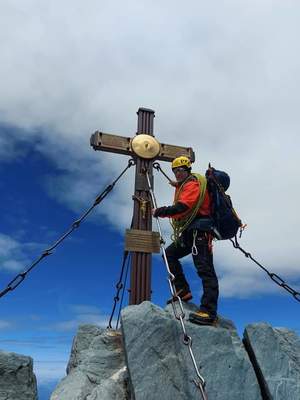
244, 323, 300, 400
0, 350, 38, 400
67, 324, 104, 373
121, 301, 262, 400
51, 325, 128, 400
50, 369, 93, 400
87, 366, 130, 400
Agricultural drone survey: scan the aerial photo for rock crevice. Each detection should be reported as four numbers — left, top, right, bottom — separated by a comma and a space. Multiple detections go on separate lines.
243, 323, 300, 400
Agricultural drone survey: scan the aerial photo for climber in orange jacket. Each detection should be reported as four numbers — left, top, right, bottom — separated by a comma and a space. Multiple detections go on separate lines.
152, 156, 219, 325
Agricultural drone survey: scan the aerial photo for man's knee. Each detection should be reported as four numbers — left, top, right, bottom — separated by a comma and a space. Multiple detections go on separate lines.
195, 261, 217, 280
205, 277, 219, 291
165, 246, 177, 262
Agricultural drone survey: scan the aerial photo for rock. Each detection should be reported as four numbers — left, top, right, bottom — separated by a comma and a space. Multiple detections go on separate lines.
50, 325, 128, 400
50, 303, 300, 400
121, 301, 262, 400
244, 323, 300, 400
86, 366, 130, 400
0, 350, 38, 400
67, 324, 104, 373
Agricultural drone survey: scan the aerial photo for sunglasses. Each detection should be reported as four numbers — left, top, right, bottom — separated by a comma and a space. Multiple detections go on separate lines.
172, 167, 188, 174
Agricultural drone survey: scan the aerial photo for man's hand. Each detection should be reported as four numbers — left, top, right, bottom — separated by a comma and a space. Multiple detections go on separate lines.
169, 180, 177, 187
152, 207, 167, 218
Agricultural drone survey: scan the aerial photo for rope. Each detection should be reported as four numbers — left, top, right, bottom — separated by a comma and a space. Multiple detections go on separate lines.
171, 174, 206, 242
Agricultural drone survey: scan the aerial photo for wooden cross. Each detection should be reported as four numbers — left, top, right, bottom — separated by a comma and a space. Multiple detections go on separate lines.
90, 107, 194, 305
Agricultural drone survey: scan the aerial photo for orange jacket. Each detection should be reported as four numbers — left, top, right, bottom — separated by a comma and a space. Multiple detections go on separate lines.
171, 179, 211, 220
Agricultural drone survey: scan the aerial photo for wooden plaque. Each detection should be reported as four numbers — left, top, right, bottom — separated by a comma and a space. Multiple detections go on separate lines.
125, 229, 161, 253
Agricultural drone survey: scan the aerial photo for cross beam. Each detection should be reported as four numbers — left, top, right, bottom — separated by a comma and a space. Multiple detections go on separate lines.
90, 131, 195, 163
90, 107, 194, 305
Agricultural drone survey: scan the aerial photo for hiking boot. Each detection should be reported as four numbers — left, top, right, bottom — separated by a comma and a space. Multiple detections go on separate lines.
189, 310, 217, 326
166, 289, 193, 305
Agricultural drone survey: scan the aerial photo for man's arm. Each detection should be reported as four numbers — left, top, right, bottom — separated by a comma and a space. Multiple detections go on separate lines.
153, 202, 188, 218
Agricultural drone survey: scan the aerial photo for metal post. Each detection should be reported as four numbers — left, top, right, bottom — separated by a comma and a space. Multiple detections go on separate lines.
129, 108, 155, 304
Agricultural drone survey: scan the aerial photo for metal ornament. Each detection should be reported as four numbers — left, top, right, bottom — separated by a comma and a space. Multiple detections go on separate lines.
131, 134, 160, 159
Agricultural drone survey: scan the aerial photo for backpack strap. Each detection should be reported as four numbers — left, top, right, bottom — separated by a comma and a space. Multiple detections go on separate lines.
192, 173, 207, 207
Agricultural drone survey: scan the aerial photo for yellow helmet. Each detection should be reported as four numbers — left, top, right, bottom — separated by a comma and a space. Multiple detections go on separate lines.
171, 156, 192, 169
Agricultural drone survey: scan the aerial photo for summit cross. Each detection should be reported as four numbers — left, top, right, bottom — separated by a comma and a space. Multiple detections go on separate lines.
90, 107, 194, 305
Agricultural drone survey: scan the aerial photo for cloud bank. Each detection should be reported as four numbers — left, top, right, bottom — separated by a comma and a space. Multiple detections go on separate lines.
1, 0, 300, 297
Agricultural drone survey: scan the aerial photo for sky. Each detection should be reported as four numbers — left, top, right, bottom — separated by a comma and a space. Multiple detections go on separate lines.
1, 1, 300, 398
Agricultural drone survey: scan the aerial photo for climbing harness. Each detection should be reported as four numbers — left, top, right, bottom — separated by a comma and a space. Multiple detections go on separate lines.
145, 170, 208, 400
153, 161, 300, 305
0, 159, 136, 299
230, 236, 300, 303
108, 249, 132, 330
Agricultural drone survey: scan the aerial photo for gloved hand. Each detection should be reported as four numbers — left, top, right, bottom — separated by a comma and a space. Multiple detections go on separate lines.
168, 180, 177, 187
152, 207, 167, 218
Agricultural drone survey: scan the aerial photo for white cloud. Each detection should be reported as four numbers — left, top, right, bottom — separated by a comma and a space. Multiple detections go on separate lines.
50, 303, 111, 332
0, 233, 31, 272
69, 304, 102, 315
0, 320, 14, 329
1, 0, 300, 297
35, 360, 66, 384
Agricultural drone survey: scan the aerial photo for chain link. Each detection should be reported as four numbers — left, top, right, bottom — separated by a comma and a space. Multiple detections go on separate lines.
115, 252, 131, 330
153, 162, 300, 305
0, 159, 136, 299
153, 162, 173, 184
146, 171, 208, 400
230, 237, 300, 303
107, 250, 131, 329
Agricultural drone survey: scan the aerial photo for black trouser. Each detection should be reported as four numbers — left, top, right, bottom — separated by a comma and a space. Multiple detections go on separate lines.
165, 229, 219, 317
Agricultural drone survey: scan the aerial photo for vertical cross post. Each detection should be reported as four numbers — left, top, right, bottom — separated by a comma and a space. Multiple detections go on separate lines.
90, 107, 195, 306
129, 108, 155, 304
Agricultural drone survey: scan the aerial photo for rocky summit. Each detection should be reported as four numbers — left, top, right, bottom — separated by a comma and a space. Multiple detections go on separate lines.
1, 301, 300, 399
121, 302, 261, 400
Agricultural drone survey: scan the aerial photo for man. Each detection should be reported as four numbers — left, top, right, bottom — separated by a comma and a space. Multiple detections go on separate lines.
152, 156, 219, 325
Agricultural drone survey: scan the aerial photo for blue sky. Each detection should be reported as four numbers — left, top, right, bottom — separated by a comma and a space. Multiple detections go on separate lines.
1, 1, 300, 398
1, 123, 299, 398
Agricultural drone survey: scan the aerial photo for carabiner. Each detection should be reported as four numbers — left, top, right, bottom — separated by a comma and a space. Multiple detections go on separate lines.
192, 230, 198, 256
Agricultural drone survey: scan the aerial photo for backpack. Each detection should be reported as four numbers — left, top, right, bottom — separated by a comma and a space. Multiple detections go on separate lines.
205, 165, 242, 240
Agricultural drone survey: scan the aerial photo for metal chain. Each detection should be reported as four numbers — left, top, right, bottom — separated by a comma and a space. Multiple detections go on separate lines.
145, 171, 208, 400
0, 159, 136, 299
230, 237, 300, 303
107, 250, 131, 329
153, 162, 173, 184
108, 215, 134, 329
116, 252, 131, 330
154, 162, 300, 305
